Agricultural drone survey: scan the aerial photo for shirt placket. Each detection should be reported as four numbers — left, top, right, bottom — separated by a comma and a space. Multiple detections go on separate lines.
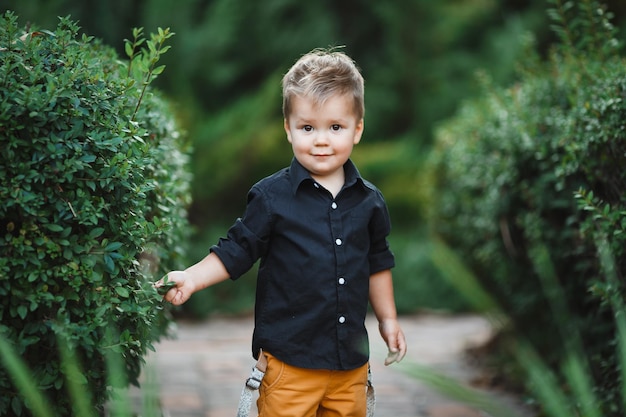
328, 195, 349, 366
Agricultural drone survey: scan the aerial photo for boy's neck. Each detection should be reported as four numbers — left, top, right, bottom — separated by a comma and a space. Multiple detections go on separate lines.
311, 169, 345, 198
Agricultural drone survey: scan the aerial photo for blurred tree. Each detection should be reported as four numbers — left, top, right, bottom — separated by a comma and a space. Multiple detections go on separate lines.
3, 0, 566, 147
4, 0, 625, 317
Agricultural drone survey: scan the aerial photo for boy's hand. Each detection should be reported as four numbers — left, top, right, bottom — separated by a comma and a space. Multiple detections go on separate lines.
378, 318, 407, 366
154, 271, 196, 305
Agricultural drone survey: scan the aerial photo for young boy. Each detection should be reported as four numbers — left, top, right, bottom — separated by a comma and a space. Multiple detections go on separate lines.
158, 48, 407, 417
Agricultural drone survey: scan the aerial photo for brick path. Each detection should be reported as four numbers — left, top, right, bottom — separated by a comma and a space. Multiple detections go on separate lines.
125, 314, 535, 417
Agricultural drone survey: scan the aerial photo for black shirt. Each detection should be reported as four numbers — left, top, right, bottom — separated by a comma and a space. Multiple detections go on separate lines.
211, 157, 395, 370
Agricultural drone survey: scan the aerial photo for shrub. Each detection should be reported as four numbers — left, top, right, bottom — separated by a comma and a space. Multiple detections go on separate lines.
0, 12, 190, 416
426, 1, 626, 414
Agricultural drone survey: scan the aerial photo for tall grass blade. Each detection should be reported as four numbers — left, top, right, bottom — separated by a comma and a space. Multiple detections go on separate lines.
616, 311, 626, 413
400, 360, 525, 417
140, 363, 161, 417
596, 233, 626, 412
528, 243, 582, 352
0, 332, 53, 417
430, 237, 505, 324
57, 335, 96, 417
515, 343, 572, 417
104, 328, 133, 417
561, 352, 600, 417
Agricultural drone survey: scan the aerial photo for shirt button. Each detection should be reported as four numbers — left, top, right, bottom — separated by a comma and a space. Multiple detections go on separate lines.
314, 183, 320, 188
331, 202, 337, 209
335, 238, 342, 246
338, 316, 346, 324
338, 277, 345, 285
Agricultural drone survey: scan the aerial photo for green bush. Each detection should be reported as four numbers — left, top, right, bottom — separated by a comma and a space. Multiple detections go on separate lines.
426, 1, 626, 414
0, 12, 190, 416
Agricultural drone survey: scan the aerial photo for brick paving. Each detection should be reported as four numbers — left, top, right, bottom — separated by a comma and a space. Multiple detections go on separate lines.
126, 314, 536, 417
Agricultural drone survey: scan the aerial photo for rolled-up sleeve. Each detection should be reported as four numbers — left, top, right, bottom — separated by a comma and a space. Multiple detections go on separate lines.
210, 186, 271, 279
367, 193, 395, 274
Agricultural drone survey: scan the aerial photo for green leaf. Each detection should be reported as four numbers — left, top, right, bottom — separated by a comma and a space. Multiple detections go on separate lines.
103, 254, 115, 272
152, 65, 166, 76
115, 287, 130, 298
80, 154, 96, 163
147, 40, 157, 55
104, 242, 123, 252
124, 41, 133, 58
45, 224, 64, 232
89, 227, 105, 238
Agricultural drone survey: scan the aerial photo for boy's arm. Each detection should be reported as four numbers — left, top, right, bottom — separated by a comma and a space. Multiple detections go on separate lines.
156, 252, 230, 306
369, 269, 407, 365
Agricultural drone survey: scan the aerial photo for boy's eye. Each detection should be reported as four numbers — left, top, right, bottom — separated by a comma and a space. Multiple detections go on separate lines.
331, 124, 341, 131
302, 125, 313, 132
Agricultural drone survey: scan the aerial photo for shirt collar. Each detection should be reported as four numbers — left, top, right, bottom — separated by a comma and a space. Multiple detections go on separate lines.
289, 157, 364, 195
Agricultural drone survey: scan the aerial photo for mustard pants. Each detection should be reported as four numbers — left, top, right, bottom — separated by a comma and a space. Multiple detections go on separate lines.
257, 352, 369, 417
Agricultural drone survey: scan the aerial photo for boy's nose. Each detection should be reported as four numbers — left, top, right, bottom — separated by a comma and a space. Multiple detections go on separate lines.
313, 131, 329, 145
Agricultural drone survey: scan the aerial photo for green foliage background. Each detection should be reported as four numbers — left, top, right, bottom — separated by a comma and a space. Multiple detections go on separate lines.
1, 0, 582, 316
3, 1, 626, 313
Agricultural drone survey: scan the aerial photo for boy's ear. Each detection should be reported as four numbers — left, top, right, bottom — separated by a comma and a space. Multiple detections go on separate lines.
353, 119, 364, 145
284, 119, 293, 143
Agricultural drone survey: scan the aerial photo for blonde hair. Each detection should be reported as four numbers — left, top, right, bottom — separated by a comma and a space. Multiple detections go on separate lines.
281, 48, 365, 121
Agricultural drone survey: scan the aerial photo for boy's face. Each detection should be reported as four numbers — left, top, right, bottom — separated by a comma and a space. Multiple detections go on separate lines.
284, 93, 363, 184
